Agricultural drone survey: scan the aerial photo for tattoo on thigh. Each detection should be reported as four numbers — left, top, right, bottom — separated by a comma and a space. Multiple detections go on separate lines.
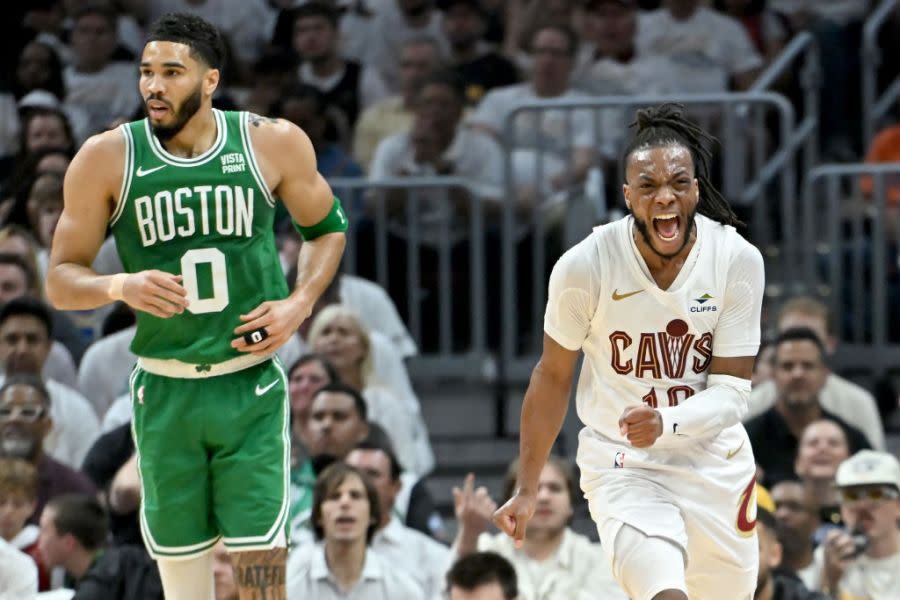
232, 548, 287, 600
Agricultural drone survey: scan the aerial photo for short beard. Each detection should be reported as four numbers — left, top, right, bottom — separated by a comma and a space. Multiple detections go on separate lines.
631, 209, 697, 260
146, 84, 203, 142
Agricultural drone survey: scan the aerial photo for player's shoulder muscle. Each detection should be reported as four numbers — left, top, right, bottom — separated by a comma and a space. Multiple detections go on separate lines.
550, 230, 604, 302
65, 128, 125, 213
246, 113, 315, 174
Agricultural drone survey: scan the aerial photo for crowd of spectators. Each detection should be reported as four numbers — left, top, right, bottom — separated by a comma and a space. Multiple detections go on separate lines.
0, 1, 898, 599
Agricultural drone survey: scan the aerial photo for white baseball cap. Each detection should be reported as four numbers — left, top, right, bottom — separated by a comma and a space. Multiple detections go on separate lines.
18, 89, 61, 110
835, 450, 900, 490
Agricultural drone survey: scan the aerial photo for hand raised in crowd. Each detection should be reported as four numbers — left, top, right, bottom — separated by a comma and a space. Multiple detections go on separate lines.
453, 473, 498, 554
821, 528, 861, 593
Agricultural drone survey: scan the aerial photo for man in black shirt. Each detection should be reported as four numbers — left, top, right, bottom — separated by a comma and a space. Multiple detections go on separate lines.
745, 328, 870, 487
37, 494, 162, 599
438, 0, 519, 105
756, 486, 829, 600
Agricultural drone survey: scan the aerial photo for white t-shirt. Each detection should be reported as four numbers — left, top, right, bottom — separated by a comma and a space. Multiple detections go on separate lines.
44, 379, 102, 469
370, 127, 505, 199
475, 528, 627, 600
769, 0, 867, 25
77, 325, 137, 419
468, 83, 617, 160
636, 7, 763, 93
544, 215, 763, 446
370, 127, 505, 240
0, 537, 37, 600
44, 342, 78, 392
63, 62, 141, 137
572, 47, 681, 97
812, 545, 900, 599
362, 6, 449, 91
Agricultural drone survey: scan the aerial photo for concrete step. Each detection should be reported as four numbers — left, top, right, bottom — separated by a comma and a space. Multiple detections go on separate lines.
431, 438, 519, 472
418, 384, 500, 438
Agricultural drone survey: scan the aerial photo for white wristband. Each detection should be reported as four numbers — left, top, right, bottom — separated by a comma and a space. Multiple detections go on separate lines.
108, 273, 128, 301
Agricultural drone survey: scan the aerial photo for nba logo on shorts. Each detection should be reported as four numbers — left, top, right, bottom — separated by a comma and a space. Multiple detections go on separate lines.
614, 451, 625, 469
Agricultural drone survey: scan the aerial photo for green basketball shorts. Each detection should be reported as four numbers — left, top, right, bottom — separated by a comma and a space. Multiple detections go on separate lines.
130, 357, 289, 560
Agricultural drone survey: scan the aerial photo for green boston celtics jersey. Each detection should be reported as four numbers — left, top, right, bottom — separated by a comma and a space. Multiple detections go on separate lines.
111, 109, 289, 364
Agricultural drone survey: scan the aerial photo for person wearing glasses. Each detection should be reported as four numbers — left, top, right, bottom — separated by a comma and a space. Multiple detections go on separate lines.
0, 374, 95, 523
817, 450, 900, 599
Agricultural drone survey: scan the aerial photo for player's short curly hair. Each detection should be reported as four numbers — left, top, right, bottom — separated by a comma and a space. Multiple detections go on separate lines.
146, 13, 226, 70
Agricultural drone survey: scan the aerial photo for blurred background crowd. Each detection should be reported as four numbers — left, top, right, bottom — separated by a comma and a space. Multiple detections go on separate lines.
0, 0, 899, 599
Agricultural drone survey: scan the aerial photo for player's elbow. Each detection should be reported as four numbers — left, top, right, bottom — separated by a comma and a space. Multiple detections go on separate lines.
45, 266, 71, 310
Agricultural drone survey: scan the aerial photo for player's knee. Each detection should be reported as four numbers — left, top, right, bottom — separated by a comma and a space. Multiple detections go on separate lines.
651, 590, 688, 600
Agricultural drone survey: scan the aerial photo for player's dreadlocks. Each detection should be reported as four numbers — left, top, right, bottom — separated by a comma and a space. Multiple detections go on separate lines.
623, 103, 743, 228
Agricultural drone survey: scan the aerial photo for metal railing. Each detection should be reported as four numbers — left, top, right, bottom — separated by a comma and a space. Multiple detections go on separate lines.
329, 176, 490, 379
498, 92, 811, 380
800, 163, 900, 377
863, 0, 900, 147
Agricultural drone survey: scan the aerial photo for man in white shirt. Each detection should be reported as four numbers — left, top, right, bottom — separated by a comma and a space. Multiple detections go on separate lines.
468, 24, 612, 197
286, 461, 421, 599
0, 536, 38, 599
454, 458, 626, 600
636, 0, 762, 92
745, 296, 885, 450
346, 440, 451, 599
370, 70, 505, 204
574, 0, 679, 97
63, 5, 140, 137
363, 0, 450, 90
817, 450, 900, 599
353, 35, 444, 169
0, 298, 99, 469
493, 104, 764, 600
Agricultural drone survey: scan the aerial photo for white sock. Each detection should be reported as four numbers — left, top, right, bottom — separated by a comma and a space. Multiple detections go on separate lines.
157, 549, 215, 600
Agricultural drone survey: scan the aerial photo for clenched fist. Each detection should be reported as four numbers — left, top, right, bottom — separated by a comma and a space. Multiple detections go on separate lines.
618, 405, 663, 448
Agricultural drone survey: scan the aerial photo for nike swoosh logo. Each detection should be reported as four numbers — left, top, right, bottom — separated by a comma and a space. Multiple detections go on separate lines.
612, 289, 644, 301
255, 380, 279, 396
726, 440, 745, 460
136, 165, 166, 177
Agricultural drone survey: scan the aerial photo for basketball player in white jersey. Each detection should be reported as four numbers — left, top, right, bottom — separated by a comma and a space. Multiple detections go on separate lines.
493, 104, 765, 600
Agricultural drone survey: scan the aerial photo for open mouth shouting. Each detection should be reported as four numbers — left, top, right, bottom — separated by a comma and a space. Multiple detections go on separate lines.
652, 213, 680, 242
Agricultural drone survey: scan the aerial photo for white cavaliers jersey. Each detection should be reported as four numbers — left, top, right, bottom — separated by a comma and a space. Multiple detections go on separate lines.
545, 214, 764, 449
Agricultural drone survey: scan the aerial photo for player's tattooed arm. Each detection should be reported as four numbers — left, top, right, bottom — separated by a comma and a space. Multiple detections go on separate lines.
248, 113, 282, 128
232, 548, 287, 600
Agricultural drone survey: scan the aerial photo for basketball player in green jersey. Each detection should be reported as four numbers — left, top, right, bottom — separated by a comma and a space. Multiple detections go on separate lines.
45, 13, 346, 600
